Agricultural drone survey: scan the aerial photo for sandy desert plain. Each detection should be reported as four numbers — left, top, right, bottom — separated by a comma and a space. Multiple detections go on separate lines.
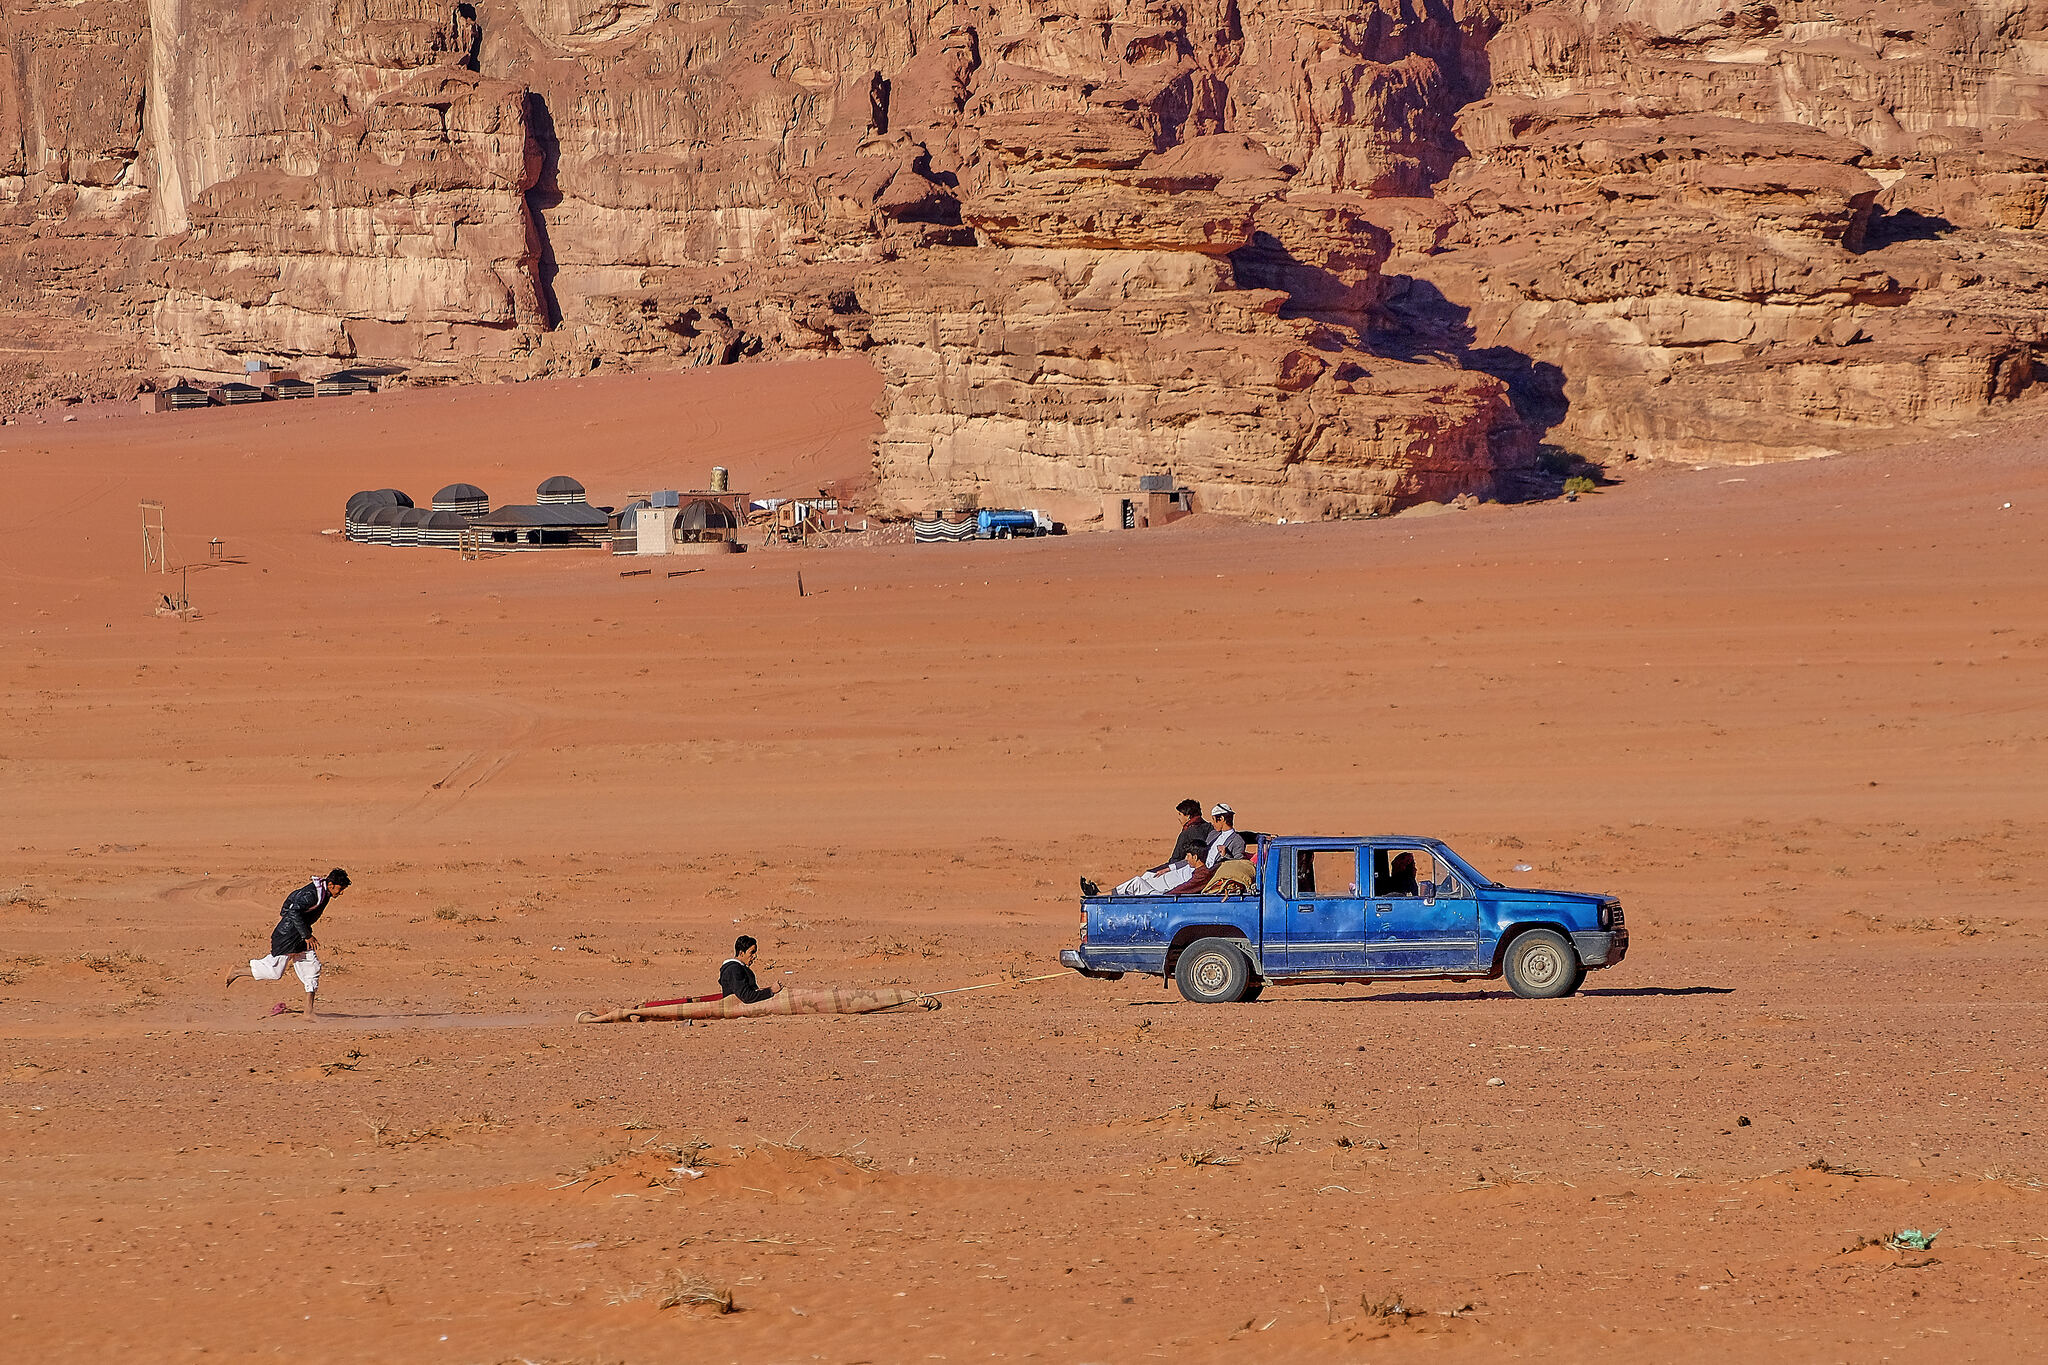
2, 356, 2047, 1363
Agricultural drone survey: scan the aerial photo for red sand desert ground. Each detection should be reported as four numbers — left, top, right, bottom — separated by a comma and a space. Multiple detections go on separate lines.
4, 359, 2048, 1362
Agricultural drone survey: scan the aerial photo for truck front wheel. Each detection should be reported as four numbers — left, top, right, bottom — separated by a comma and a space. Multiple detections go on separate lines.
1503, 929, 1584, 999
1175, 938, 1252, 1004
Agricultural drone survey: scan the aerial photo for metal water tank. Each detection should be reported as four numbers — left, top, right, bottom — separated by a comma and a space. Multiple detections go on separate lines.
710, 466, 729, 492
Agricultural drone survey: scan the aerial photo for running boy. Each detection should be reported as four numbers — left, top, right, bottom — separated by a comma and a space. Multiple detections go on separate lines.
228, 868, 350, 1017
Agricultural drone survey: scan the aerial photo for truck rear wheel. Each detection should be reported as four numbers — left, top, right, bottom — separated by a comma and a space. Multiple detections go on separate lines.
1503, 929, 1583, 999
1175, 938, 1252, 1004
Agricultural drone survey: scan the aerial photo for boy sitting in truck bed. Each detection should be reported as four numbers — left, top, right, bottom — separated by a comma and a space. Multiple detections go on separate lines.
1081, 798, 1213, 897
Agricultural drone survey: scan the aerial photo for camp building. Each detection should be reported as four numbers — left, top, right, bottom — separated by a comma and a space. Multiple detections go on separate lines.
614, 489, 748, 556
343, 477, 619, 552
470, 476, 611, 550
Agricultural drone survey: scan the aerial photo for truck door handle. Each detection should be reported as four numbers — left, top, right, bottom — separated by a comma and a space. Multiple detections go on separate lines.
1298, 903, 1315, 912
1374, 903, 1392, 913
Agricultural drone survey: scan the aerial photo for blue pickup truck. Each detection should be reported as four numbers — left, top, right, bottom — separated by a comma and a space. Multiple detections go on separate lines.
1058, 836, 1627, 1002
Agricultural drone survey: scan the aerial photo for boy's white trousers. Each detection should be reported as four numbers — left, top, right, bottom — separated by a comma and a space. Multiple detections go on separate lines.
251, 952, 320, 993
1113, 863, 1200, 896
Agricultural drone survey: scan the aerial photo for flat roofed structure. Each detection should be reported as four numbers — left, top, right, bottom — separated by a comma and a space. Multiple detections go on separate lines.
211, 382, 267, 405
271, 378, 315, 400
470, 501, 610, 550
316, 371, 376, 396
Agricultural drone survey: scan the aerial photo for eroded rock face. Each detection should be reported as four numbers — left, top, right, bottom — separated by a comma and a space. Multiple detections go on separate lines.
3, 1, 2046, 502
0, 0, 154, 398
1406, 1, 2048, 461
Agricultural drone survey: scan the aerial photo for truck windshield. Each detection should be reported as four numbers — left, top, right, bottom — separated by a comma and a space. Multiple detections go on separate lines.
1436, 846, 1498, 889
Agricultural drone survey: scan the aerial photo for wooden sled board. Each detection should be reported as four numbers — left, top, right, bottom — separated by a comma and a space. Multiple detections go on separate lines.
577, 985, 936, 1024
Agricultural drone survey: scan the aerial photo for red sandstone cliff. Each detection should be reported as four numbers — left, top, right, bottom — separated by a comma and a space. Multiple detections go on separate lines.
3, 1, 2044, 512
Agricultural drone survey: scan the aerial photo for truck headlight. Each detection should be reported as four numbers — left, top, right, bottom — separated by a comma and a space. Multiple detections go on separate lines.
1598, 903, 1614, 929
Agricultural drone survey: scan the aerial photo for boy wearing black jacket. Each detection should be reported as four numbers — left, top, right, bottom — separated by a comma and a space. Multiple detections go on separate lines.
719, 935, 781, 1004
228, 868, 350, 1017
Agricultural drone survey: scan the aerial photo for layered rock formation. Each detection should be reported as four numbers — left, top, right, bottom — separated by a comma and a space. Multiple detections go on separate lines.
1409, 0, 2048, 460
0, 0, 155, 393
4, 0, 2047, 506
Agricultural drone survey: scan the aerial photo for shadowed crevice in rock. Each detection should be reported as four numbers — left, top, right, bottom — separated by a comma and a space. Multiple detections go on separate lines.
523, 90, 563, 331
1376, 275, 1567, 436
1860, 208, 1957, 249
454, 1, 480, 69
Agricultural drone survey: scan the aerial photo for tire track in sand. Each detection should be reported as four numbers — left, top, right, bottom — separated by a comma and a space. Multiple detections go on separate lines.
390, 697, 542, 827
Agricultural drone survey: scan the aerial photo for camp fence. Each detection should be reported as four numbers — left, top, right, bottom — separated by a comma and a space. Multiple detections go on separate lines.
913, 518, 976, 543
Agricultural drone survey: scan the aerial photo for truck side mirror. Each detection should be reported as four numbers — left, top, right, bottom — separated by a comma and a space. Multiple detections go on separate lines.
1418, 880, 1437, 905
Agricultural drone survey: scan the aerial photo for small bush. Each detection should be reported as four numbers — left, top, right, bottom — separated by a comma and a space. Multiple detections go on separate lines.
1181, 1148, 1240, 1167
1563, 475, 1599, 495
655, 1271, 735, 1313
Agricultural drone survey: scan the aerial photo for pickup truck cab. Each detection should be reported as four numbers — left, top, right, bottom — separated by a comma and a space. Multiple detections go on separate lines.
1058, 836, 1627, 1002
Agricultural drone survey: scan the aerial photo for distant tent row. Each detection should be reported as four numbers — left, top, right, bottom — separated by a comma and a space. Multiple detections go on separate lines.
344, 487, 466, 547
157, 371, 372, 409
344, 479, 612, 551
349, 506, 472, 547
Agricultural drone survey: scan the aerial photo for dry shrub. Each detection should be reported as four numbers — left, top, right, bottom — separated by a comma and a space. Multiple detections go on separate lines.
657, 1137, 712, 1168
556, 1147, 627, 1184
654, 1271, 735, 1313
